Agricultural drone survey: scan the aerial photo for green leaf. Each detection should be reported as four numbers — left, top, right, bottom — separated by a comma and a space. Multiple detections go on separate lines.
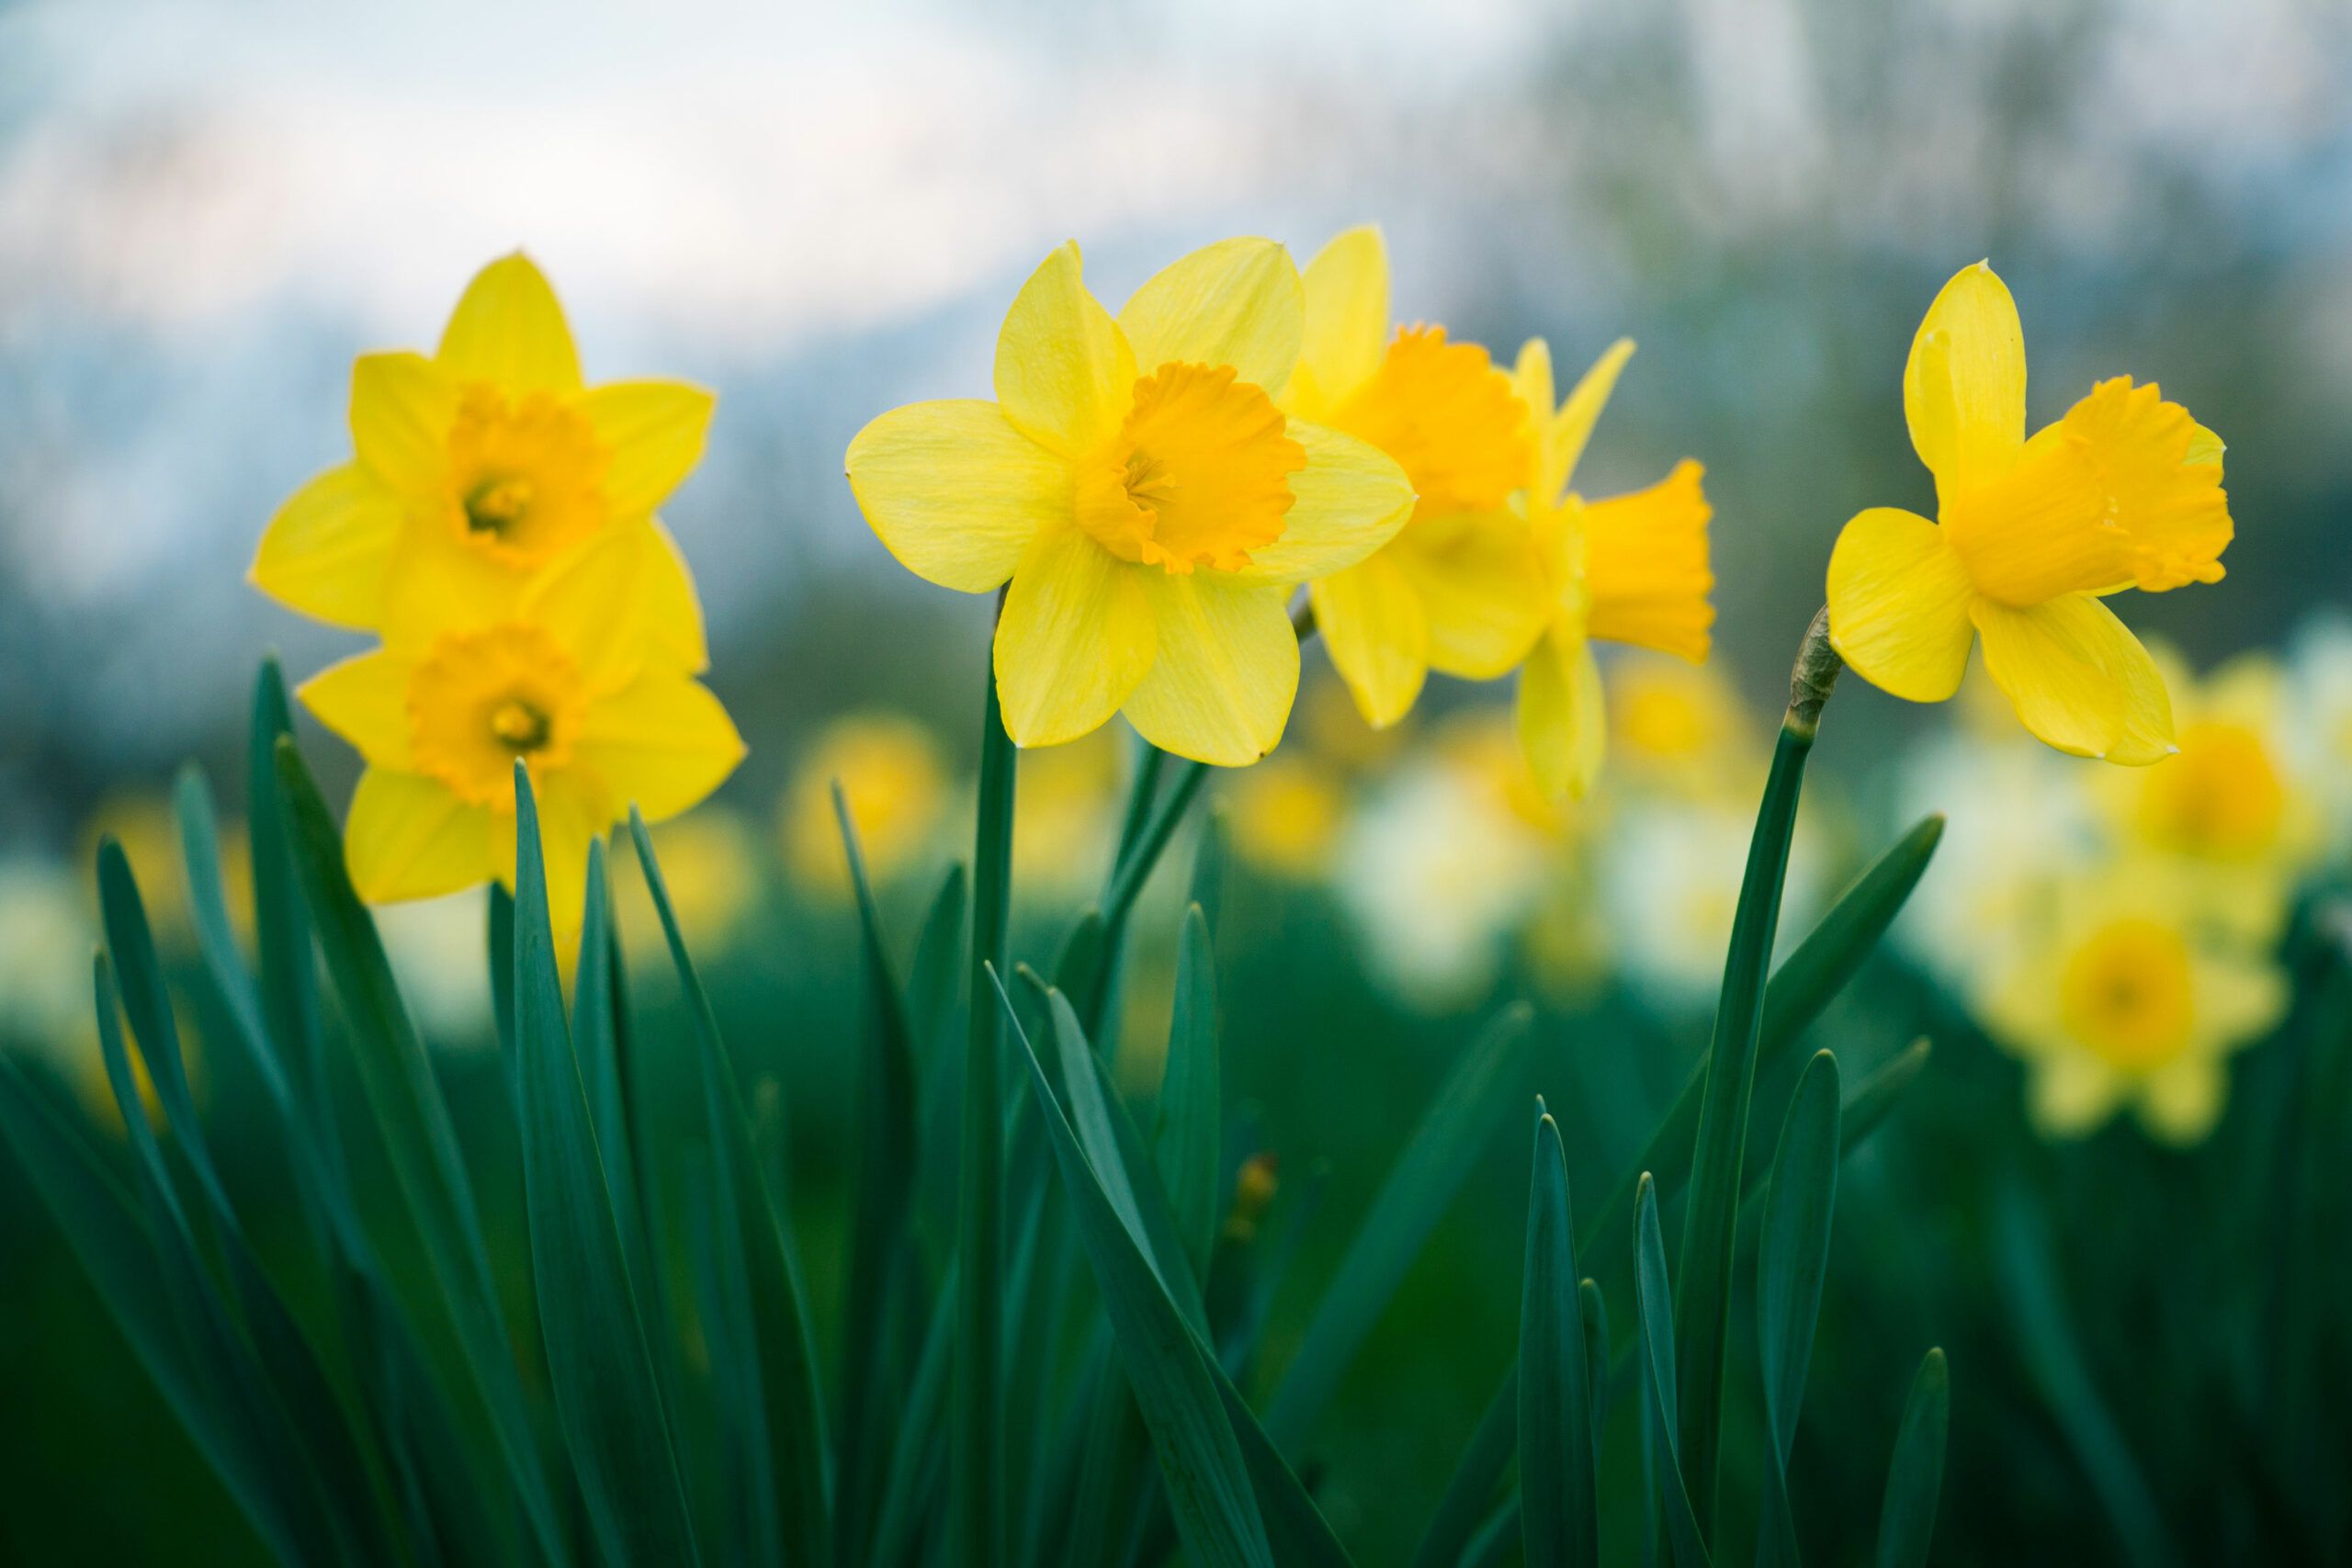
1410, 1365, 1516, 1568
1874, 1348, 1949, 1568
1838, 1038, 1931, 1150
1102, 756, 1210, 935
1578, 1278, 1609, 1456
1519, 1107, 1598, 1568
869, 1259, 956, 1568
1634, 1177, 1713, 1568
1754, 1051, 1843, 1568
629, 808, 831, 1565
575, 845, 650, 1310
1674, 718, 1819, 1529
247, 660, 340, 1176
991, 968, 1274, 1568
1581, 816, 1941, 1280
511, 774, 701, 1568
272, 737, 566, 1562
1266, 1003, 1533, 1447
1189, 802, 1227, 938
1157, 905, 1223, 1282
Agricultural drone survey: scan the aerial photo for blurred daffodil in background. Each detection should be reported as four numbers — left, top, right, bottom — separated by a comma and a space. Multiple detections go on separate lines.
780, 713, 950, 894
1224, 752, 1347, 880
846, 238, 1416, 765
616, 807, 763, 961
1011, 727, 1123, 900
1827, 261, 2232, 761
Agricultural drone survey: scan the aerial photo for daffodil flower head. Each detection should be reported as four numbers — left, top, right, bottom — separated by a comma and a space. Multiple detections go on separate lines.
845, 238, 1418, 767
1826, 262, 2232, 762
253, 252, 716, 671
1285, 226, 1543, 729
779, 712, 951, 894
1507, 336, 1715, 800
298, 528, 745, 942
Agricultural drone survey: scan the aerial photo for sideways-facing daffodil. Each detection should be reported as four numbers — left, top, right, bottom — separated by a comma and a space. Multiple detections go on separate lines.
254, 253, 715, 671
845, 239, 1415, 766
1283, 226, 1537, 726
1508, 338, 1715, 797
1826, 262, 2231, 762
297, 528, 745, 937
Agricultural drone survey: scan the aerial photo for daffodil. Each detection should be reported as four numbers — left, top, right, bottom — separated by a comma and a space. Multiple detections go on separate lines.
253, 253, 715, 671
1508, 338, 1715, 798
1224, 753, 1345, 880
298, 529, 745, 935
779, 713, 949, 894
844, 238, 1416, 766
1607, 655, 1756, 800
1283, 227, 1539, 727
1978, 858, 2285, 1145
1826, 262, 2231, 762
618, 808, 763, 960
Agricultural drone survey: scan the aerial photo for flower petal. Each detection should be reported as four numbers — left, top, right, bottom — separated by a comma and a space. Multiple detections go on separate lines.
2025, 1054, 2123, 1138
299, 649, 416, 769
1903, 262, 2026, 502
1392, 509, 1548, 679
845, 400, 1068, 592
1227, 422, 1414, 582
1308, 552, 1427, 729
434, 253, 583, 393
351, 352, 458, 501
1548, 338, 1634, 504
250, 463, 405, 628
576, 379, 716, 517
1294, 225, 1390, 412
1584, 459, 1714, 662
643, 517, 711, 673
1518, 623, 1607, 799
1825, 507, 1976, 703
571, 672, 746, 822
1116, 238, 1303, 393
381, 524, 524, 651
345, 769, 496, 904
1125, 575, 1299, 765
518, 526, 658, 691
992, 526, 1157, 748
994, 241, 1136, 457
1972, 593, 2177, 761
2135, 1058, 2224, 1145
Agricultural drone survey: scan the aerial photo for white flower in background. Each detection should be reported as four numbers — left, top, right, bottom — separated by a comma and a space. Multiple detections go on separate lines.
376, 888, 495, 1046
2287, 613, 2352, 858
0, 858, 96, 1055
1599, 795, 1828, 1011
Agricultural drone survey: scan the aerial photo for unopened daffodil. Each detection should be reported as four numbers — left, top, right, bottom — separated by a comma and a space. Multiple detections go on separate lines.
254, 253, 714, 671
1826, 262, 2231, 762
845, 238, 1416, 766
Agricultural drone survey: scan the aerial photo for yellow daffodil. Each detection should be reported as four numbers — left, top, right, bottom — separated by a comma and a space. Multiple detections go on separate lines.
1224, 753, 1345, 879
1011, 728, 1123, 900
779, 713, 950, 894
617, 807, 763, 961
297, 529, 744, 936
1508, 338, 1715, 798
1283, 227, 1538, 727
1826, 262, 2231, 762
253, 253, 715, 671
1978, 858, 2285, 1145
1608, 655, 1756, 799
845, 238, 1416, 766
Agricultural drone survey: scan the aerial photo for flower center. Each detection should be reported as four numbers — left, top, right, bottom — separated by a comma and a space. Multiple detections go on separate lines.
1075, 362, 1305, 574
2060, 917, 2195, 1070
406, 623, 586, 810
444, 383, 611, 568
2136, 719, 2284, 861
1327, 326, 1530, 524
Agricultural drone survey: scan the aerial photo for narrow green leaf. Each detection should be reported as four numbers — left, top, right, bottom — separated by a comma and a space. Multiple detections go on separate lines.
575, 844, 650, 1308
870, 1259, 956, 1568
1520, 1107, 1597, 1568
1102, 757, 1210, 934
247, 660, 339, 1177
1578, 1278, 1609, 1456
1634, 1177, 1713, 1568
1410, 1365, 1516, 1568
1874, 1348, 1950, 1568
1158, 905, 1223, 1281
1112, 737, 1170, 863
1266, 1003, 1533, 1447
1839, 1038, 1931, 1148
630, 808, 831, 1564
1754, 1051, 1843, 1568
1189, 802, 1227, 938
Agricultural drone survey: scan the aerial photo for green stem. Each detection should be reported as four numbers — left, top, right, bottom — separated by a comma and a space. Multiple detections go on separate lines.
958, 614, 1019, 1568
1672, 604, 1840, 1538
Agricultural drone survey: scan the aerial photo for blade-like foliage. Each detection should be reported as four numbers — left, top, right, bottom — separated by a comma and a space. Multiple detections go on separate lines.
1874, 1348, 1950, 1568
1520, 1106, 1598, 1568
1754, 1051, 1843, 1567
1634, 1176, 1713, 1568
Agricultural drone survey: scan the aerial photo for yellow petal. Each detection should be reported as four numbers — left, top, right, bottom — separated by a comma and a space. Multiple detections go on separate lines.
1308, 553, 1427, 729
576, 379, 716, 517
1125, 575, 1298, 765
380, 523, 524, 651
1825, 507, 1976, 703
844, 400, 1069, 592
1294, 226, 1390, 412
571, 672, 746, 822
2026, 1054, 2123, 1138
1392, 509, 1549, 679
434, 253, 583, 393
345, 769, 496, 904
1903, 262, 2026, 502
2135, 1058, 2223, 1145
517, 526, 659, 691
299, 650, 416, 769
1510, 339, 1555, 445
1116, 238, 1303, 394
1547, 338, 1634, 504
992, 526, 1157, 748
1227, 423, 1414, 583
1584, 459, 1714, 662
250, 463, 404, 628
1971, 593, 2177, 761
350, 352, 458, 501
994, 241, 1136, 457
1518, 623, 1606, 798
643, 517, 711, 673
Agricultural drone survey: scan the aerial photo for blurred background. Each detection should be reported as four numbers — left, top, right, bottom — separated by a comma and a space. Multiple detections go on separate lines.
5, 0, 2352, 1562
